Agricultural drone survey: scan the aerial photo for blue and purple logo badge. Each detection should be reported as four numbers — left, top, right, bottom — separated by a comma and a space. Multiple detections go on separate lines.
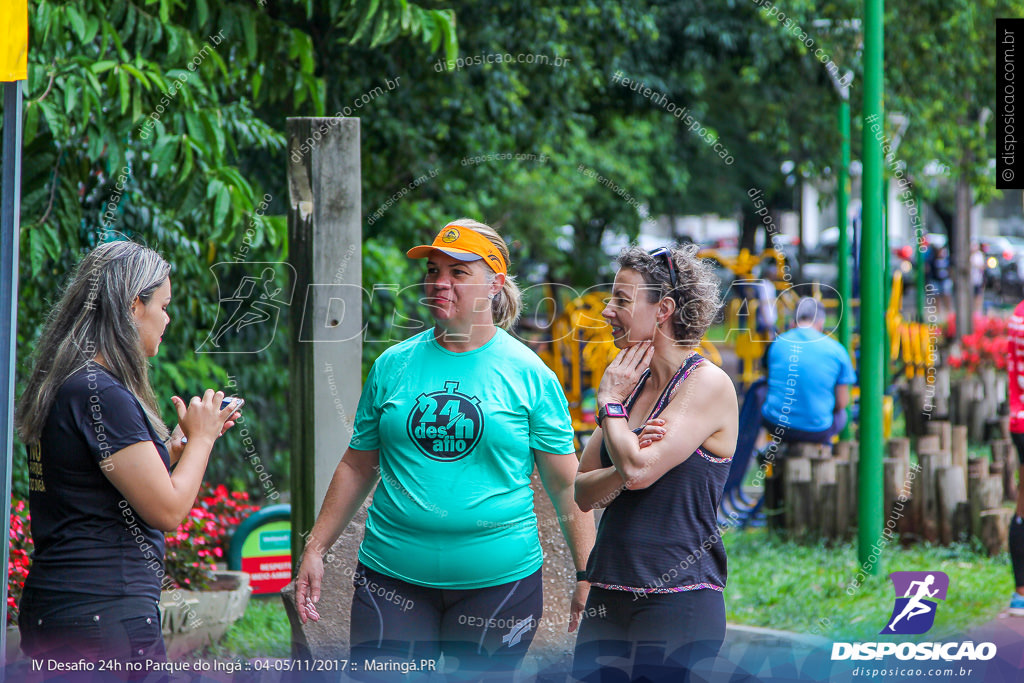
880, 571, 949, 635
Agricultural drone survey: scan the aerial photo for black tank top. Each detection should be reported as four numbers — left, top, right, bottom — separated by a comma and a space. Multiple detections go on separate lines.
585, 353, 730, 594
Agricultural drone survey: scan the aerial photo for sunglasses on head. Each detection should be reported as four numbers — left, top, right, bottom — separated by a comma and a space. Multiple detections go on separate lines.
649, 247, 678, 290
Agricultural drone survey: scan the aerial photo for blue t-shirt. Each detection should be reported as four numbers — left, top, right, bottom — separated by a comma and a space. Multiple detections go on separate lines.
761, 326, 857, 432
349, 328, 575, 589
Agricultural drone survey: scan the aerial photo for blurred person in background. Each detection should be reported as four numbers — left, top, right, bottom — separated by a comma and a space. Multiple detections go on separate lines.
760, 298, 855, 445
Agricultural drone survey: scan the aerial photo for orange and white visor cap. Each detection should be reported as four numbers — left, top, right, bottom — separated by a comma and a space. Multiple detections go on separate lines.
406, 224, 507, 275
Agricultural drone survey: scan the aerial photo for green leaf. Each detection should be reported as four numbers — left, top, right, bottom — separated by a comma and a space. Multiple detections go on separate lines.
350, 0, 381, 44
118, 69, 130, 115
252, 69, 263, 101
201, 112, 226, 154
442, 10, 458, 64
369, 8, 392, 48
83, 15, 101, 43
132, 85, 142, 123
120, 63, 151, 89
23, 103, 40, 142
400, 0, 411, 31
121, 3, 136, 40
38, 224, 62, 262
196, 0, 209, 28
242, 15, 258, 61
66, 5, 87, 43
428, 13, 445, 53
64, 86, 77, 115
90, 60, 118, 74
27, 230, 45, 276
185, 111, 206, 148
213, 187, 230, 226
182, 140, 195, 177
152, 135, 176, 169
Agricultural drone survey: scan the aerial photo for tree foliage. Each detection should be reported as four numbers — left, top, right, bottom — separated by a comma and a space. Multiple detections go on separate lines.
6, 0, 1011, 500
10, 0, 455, 500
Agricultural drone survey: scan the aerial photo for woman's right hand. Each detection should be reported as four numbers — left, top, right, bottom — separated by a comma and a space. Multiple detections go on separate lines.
597, 341, 653, 406
295, 552, 324, 624
171, 390, 234, 444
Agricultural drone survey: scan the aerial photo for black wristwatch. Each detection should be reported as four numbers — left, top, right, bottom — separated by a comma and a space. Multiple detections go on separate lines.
576, 570, 588, 582
597, 401, 627, 427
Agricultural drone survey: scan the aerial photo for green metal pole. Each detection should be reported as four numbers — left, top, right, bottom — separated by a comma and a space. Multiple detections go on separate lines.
883, 186, 892, 389
838, 98, 853, 440
859, 0, 885, 576
915, 196, 925, 320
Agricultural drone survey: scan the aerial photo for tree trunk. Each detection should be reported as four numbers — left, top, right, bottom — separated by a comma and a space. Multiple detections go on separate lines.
950, 172, 974, 339
952, 169, 973, 339
740, 210, 758, 253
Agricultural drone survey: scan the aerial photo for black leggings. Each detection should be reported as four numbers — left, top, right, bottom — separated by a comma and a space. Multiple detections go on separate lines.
572, 586, 725, 683
18, 586, 166, 682
348, 562, 543, 682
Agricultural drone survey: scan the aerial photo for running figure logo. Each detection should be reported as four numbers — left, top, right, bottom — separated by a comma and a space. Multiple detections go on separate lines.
407, 381, 484, 462
881, 571, 949, 635
197, 262, 295, 354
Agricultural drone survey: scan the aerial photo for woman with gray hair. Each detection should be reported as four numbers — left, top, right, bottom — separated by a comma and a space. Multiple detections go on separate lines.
573, 244, 738, 681
15, 240, 241, 670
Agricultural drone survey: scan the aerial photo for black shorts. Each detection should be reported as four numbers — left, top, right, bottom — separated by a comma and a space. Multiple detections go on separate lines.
348, 562, 543, 682
18, 586, 166, 681
572, 586, 725, 683
1013, 432, 1024, 466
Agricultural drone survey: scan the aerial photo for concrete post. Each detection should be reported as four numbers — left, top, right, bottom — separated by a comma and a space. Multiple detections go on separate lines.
286, 117, 362, 563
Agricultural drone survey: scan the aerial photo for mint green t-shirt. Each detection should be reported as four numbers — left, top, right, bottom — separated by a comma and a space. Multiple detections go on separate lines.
349, 328, 575, 589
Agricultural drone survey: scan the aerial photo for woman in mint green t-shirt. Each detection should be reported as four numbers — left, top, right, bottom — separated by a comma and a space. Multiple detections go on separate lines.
295, 219, 595, 680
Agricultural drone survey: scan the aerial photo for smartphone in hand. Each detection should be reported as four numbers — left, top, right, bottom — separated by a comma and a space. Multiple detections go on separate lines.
221, 396, 245, 411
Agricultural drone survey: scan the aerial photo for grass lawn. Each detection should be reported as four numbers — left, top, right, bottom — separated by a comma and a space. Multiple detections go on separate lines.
196, 596, 292, 659
199, 532, 1013, 657
724, 528, 1011, 642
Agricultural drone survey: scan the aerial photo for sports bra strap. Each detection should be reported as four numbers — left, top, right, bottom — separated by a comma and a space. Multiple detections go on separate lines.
623, 370, 650, 411
648, 352, 704, 421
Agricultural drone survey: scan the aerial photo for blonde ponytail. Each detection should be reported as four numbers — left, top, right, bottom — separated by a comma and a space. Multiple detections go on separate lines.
445, 218, 522, 330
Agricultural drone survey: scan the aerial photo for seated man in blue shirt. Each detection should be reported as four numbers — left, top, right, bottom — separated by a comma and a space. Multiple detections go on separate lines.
761, 298, 856, 444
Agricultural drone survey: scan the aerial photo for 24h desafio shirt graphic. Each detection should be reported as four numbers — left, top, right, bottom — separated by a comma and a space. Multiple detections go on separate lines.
350, 328, 575, 589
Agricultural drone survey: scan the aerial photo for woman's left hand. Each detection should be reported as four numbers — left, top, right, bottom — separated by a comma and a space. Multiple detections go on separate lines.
638, 418, 666, 448
568, 580, 591, 633
168, 402, 242, 462
597, 341, 654, 406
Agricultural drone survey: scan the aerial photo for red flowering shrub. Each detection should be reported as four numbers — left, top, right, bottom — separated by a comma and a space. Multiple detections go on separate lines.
8, 500, 32, 626
8, 486, 258, 623
163, 484, 258, 590
948, 313, 1011, 373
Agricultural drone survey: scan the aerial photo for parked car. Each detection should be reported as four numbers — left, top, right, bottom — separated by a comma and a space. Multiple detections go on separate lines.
978, 235, 1024, 300
990, 235, 1024, 301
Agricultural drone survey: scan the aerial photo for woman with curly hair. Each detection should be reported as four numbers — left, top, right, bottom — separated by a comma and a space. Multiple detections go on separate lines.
572, 244, 738, 682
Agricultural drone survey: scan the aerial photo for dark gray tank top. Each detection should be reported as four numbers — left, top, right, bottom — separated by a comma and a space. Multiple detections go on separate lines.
585, 354, 730, 593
